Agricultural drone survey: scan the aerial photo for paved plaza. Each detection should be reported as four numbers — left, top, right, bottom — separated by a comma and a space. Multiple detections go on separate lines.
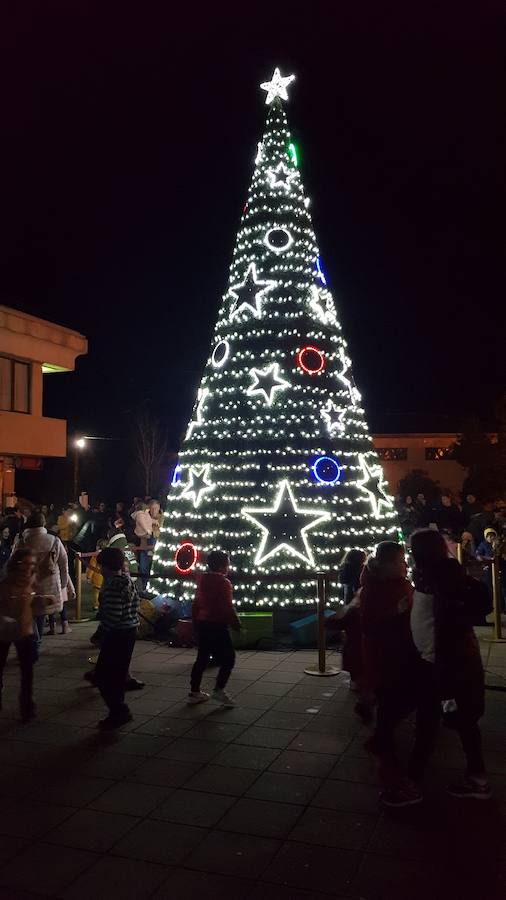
0, 624, 504, 900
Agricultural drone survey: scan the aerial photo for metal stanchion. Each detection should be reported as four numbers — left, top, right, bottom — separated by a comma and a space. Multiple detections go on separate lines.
74, 553, 83, 622
482, 557, 505, 643
304, 572, 340, 677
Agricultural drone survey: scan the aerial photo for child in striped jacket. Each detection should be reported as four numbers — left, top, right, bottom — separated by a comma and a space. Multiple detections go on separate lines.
93, 547, 139, 729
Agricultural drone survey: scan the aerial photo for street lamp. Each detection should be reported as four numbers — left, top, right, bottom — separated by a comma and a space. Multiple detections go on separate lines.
73, 437, 86, 500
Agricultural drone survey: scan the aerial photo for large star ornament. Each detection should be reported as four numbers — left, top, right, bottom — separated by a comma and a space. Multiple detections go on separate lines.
229, 263, 276, 322
357, 454, 394, 519
246, 362, 290, 406
266, 161, 296, 192
320, 399, 346, 436
243, 480, 330, 567
180, 464, 215, 508
260, 67, 295, 105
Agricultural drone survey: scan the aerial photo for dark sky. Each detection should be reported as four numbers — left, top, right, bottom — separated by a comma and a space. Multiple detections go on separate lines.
1, 1, 505, 497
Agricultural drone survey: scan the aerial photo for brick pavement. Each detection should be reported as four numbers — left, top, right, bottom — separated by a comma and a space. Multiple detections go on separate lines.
0, 624, 504, 900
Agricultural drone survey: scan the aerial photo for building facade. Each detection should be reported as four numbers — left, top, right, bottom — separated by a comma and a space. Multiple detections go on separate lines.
0, 305, 87, 506
372, 433, 464, 497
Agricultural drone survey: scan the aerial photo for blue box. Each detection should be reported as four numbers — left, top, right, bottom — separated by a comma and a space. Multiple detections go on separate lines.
289, 609, 337, 646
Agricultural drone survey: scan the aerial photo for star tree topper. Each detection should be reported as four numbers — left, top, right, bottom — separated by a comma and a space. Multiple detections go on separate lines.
357, 454, 394, 519
229, 263, 277, 322
243, 480, 330, 567
246, 362, 290, 406
260, 67, 295, 105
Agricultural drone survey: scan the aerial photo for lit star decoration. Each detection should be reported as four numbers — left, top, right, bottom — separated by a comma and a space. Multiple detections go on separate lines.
335, 347, 361, 406
180, 464, 215, 508
320, 399, 346, 436
309, 285, 338, 328
266, 161, 296, 192
260, 67, 295, 105
186, 387, 210, 439
246, 362, 290, 406
357, 454, 394, 519
229, 263, 277, 322
242, 480, 330, 567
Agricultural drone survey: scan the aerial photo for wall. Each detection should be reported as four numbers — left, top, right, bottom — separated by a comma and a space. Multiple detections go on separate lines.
372, 433, 465, 497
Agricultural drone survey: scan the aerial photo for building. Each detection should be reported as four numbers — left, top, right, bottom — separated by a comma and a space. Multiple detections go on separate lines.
0, 305, 87, 506
372, 433, 464, 497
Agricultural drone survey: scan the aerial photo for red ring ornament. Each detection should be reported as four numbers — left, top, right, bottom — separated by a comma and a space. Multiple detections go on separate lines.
296, 345, 325, 375
174, 542, 198, 574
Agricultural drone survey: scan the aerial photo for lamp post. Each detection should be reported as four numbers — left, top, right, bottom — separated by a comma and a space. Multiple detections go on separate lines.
73, 437, 86, 501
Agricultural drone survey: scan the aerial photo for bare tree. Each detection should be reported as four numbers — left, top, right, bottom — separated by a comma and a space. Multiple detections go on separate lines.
133, 411, 168, 497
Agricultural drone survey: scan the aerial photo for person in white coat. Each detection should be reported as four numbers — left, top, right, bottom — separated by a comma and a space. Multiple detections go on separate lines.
14, 512, 70, 640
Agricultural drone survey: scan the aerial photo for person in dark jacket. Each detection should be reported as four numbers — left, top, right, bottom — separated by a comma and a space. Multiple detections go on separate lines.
188, 550, 241, 707
434, 493, 464, 537
361, 542, 440, 807
411, 529, 492, 800
338, 548, 366, 603
93, 547, 140, 729
399, 495, 419, 537
0, 526, 12, 571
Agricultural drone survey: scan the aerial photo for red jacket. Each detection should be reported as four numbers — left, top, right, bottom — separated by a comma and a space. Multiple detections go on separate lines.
192, 572, 240, 628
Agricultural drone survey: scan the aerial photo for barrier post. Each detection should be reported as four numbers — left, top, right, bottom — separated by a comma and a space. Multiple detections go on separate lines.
304, 572, 340, 677
482, 557, 505, 643
491, 558, 504, 641
74, 553, 82, 622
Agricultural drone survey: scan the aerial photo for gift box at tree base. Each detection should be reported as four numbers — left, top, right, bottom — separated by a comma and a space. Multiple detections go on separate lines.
149, 67, 399, 613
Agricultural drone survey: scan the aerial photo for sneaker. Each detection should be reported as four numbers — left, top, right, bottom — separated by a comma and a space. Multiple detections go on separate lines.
97, 710, 133, 730
187, 691, 211, 705
212, 688, 236, 707
125, 677, 145, 691
380, 784, 423, 808
447, 778, 492, 800
61, 622, 72, 634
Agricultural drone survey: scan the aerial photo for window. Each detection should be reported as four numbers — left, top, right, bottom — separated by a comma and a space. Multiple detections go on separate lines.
376, 447, 408, 461
425, 447, 453, 461
0, 356, 31, 413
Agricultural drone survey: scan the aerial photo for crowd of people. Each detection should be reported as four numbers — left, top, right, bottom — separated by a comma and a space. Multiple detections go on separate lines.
0, 487, 504, 808
396, 490, 506, 610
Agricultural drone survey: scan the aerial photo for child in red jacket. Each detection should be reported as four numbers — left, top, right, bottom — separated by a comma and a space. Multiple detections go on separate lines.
188, 550, 241, 707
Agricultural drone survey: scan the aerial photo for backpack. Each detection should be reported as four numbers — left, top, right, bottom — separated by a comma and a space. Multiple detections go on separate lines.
18, 535, 59, 583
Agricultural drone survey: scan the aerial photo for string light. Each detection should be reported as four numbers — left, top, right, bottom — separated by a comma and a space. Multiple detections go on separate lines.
149, 70, 398, 608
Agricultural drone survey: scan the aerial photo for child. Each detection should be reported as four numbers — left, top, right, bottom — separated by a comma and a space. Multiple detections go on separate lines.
188, 550, 240, 707
361, 542, 438, 808
0, 549, 53, 720
411, 528, 492, 800
93, 547, 139, 729
86, 539, 107, 610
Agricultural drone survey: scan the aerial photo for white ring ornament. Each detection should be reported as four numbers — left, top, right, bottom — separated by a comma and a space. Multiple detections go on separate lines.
211, 340, 230, 369
264, 227, 294, 255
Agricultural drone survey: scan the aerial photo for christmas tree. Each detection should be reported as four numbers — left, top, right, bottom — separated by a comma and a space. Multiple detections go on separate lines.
151, 67, 398, 609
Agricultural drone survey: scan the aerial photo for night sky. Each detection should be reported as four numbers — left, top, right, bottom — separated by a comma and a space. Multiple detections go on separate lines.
1, 2, 504, 500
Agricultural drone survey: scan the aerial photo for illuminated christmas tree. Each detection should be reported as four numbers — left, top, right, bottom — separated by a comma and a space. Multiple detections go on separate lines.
150, 67, 397, 608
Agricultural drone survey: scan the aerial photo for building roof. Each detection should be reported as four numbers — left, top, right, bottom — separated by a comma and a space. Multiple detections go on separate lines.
0, 304, 87, 372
